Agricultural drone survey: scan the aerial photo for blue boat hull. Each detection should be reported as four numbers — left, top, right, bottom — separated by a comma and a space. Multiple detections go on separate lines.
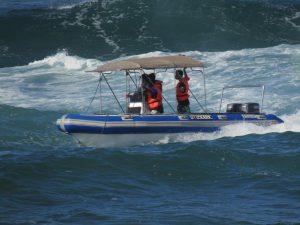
56, 113, 283, 146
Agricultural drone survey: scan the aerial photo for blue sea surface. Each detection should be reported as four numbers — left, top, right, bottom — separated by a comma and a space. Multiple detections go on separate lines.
0, 0, 300, 224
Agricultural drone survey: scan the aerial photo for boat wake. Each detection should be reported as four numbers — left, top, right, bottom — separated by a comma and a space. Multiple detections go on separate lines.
151, 111, 300, 146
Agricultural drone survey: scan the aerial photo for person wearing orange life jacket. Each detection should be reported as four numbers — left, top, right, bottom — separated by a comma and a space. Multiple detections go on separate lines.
175, 68, 190, 113
142, 73, 164, 114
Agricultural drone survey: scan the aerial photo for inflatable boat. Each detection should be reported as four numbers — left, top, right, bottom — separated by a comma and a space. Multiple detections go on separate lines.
56, 55, 283, 147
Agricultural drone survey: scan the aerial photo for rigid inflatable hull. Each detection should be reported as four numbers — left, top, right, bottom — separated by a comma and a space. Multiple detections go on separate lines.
56, 113, 283, 147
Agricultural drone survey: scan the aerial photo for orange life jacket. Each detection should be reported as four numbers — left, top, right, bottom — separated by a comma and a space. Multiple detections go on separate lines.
176, 76, 189, 102
147, 80, 163, 110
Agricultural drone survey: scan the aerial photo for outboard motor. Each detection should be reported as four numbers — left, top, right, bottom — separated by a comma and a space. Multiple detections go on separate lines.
226, 103, 242, 113
226, 103, 260, 113
241, 103, 260, 114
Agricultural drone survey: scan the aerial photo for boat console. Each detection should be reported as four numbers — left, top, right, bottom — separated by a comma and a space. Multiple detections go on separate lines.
127, 91, 144, 114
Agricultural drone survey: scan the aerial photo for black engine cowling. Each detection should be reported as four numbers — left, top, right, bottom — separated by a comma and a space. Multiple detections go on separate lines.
226, 103, 260, 113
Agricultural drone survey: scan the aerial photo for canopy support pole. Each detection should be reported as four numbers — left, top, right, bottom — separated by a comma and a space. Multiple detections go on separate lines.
126, 71, 128, 112
202, 69, 208, 112
189, 88, 206, 113
85, 74, 102, 113
99, 73, 102, 113
219, 88, 225, 113
163, 93, 176, 113
219, 85, 265, 113
102, 73, 125, 114
128, 72, 139, 88
261, 85, 265, 113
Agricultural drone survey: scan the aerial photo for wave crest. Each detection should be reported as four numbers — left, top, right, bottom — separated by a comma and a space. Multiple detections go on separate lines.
28, 51, 99, 70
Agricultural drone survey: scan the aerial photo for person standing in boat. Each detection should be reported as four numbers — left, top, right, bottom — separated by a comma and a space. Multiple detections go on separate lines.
142, 73, 164, 114
175, 68, 190, 113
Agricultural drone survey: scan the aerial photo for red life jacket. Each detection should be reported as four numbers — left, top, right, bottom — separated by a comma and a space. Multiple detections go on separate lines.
176, 76, 189, 102
147, 80, 163, 110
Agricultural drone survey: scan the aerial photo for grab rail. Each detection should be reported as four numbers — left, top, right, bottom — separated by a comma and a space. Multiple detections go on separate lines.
218, 85, 265, 113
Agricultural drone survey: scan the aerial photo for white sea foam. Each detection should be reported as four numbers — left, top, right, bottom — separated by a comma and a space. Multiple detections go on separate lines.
169, 110, 300, 144
57, 0, 98, 10
91, 14, 120, 52
59, 0, 122, 53
28, 51, 98, 70
285, 12, 300, 29
0, 44, 299, 116
101, 0, 123, 9
0, 51, 101, 111
139, 110, 300, 146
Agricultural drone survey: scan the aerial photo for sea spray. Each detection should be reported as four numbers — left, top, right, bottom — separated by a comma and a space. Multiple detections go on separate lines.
0, 45, 299, 115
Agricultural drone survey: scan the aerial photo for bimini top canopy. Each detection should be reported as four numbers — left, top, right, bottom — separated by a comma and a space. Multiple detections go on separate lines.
91, 55, 203, 72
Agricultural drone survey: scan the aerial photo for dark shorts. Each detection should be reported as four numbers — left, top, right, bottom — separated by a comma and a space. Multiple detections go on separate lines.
177, 99, 190, 113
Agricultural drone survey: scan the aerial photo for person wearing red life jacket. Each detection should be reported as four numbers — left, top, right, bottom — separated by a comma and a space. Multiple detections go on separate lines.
142, 73, 164, 114
175, 68, 190, 113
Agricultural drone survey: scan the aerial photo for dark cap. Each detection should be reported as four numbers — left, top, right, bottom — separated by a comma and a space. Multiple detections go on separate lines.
149, 73, 156, 83
175, 70, 183, 80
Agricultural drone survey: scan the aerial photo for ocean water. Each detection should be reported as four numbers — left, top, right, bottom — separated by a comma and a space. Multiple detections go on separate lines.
1, 0, 300, 224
